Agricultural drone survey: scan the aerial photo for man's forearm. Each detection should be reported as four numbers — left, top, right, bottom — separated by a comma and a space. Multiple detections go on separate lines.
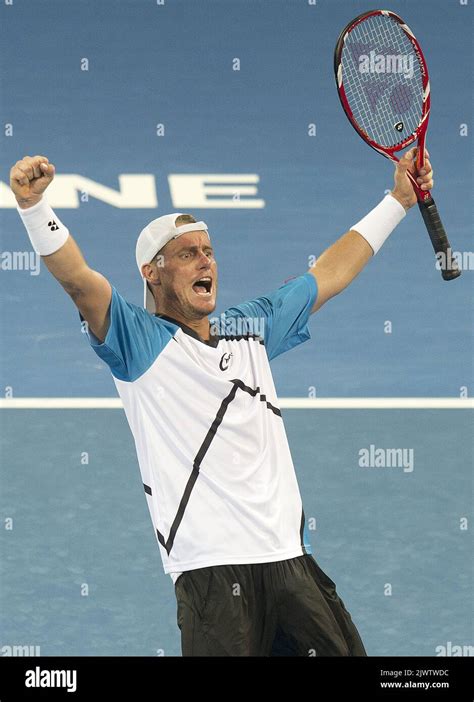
309, 230, 373, 310
41, 234, 93, 296
309, 190, 408, 312
16, 195, 92, 294
11, 155, 112, 341
329, 230, 374, 289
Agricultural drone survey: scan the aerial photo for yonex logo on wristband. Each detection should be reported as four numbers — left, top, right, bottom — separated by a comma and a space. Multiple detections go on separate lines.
17, 200, 69, 256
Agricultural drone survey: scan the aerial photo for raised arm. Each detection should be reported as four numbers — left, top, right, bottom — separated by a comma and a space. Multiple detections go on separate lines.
10, 155, 112, 341
308, 148, 433, 313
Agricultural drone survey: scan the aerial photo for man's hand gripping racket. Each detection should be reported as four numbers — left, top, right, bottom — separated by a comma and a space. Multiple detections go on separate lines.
334, 9, 461, 280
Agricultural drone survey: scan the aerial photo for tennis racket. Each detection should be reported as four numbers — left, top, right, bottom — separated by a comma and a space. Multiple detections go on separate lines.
334, 9, 461, 281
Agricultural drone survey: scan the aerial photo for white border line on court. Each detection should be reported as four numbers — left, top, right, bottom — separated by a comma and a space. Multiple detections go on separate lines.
0, 398, 472, 409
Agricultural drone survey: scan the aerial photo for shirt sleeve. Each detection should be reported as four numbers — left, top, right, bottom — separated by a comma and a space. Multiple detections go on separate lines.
223, 272, 318, 361
80, 286, 173, 382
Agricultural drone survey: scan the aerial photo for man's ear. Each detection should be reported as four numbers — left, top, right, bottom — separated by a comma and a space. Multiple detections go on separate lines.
141, 262, 161, 286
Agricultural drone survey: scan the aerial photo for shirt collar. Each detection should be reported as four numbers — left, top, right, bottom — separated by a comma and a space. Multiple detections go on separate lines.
154, 313, 219, 348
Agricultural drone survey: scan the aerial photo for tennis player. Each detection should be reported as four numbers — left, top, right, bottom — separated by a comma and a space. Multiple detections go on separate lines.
11, 151, 433, 656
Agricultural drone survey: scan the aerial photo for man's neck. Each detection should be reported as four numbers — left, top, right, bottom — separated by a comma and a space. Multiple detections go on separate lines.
156, 310, 211, 341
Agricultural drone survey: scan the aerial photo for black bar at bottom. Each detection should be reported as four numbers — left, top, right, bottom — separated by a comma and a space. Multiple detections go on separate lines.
0, 655, 471, 700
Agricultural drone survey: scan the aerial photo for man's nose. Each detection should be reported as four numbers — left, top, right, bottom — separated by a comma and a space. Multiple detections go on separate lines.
197, 251, 212, 266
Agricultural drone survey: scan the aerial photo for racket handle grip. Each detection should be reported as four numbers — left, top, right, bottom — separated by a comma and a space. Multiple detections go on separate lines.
418, 197, 461, 281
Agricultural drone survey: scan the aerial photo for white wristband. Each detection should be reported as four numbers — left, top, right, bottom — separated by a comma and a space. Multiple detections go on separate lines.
16, 198, 69, 256
350, 194, 406, 255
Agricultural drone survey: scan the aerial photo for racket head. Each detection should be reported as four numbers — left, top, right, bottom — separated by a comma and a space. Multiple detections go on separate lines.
334, 10, 430, 160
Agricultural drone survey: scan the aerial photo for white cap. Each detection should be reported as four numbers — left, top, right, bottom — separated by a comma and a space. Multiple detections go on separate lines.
135, 213, 209, 313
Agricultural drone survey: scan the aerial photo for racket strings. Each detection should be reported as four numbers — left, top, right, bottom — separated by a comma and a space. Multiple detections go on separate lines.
342, 15, 424, 148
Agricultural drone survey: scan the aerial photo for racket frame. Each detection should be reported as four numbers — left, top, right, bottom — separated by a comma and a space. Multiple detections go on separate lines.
334, 9, 430, 201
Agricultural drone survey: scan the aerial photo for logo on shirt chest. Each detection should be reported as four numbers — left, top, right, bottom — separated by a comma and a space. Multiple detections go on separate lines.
219, 351, 233, 371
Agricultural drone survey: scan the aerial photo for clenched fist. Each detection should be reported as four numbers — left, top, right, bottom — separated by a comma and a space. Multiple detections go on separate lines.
10, 155, 55, 209
390, 147, 433, 211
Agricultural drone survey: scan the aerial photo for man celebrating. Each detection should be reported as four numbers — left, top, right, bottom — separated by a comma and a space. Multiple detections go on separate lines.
11, 151, 433, 656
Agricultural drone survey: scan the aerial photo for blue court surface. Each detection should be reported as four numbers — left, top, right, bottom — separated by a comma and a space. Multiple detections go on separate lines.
0, 0, 472, 657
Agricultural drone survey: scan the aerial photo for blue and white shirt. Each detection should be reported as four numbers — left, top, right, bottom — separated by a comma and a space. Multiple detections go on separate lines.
83, 273, 318, 581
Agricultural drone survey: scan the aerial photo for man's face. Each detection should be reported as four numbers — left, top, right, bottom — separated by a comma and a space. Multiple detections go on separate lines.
151, 230, 218, 320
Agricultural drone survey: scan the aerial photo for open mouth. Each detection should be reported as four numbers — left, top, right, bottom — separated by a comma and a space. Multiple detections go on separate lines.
192, 276, 213, 297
